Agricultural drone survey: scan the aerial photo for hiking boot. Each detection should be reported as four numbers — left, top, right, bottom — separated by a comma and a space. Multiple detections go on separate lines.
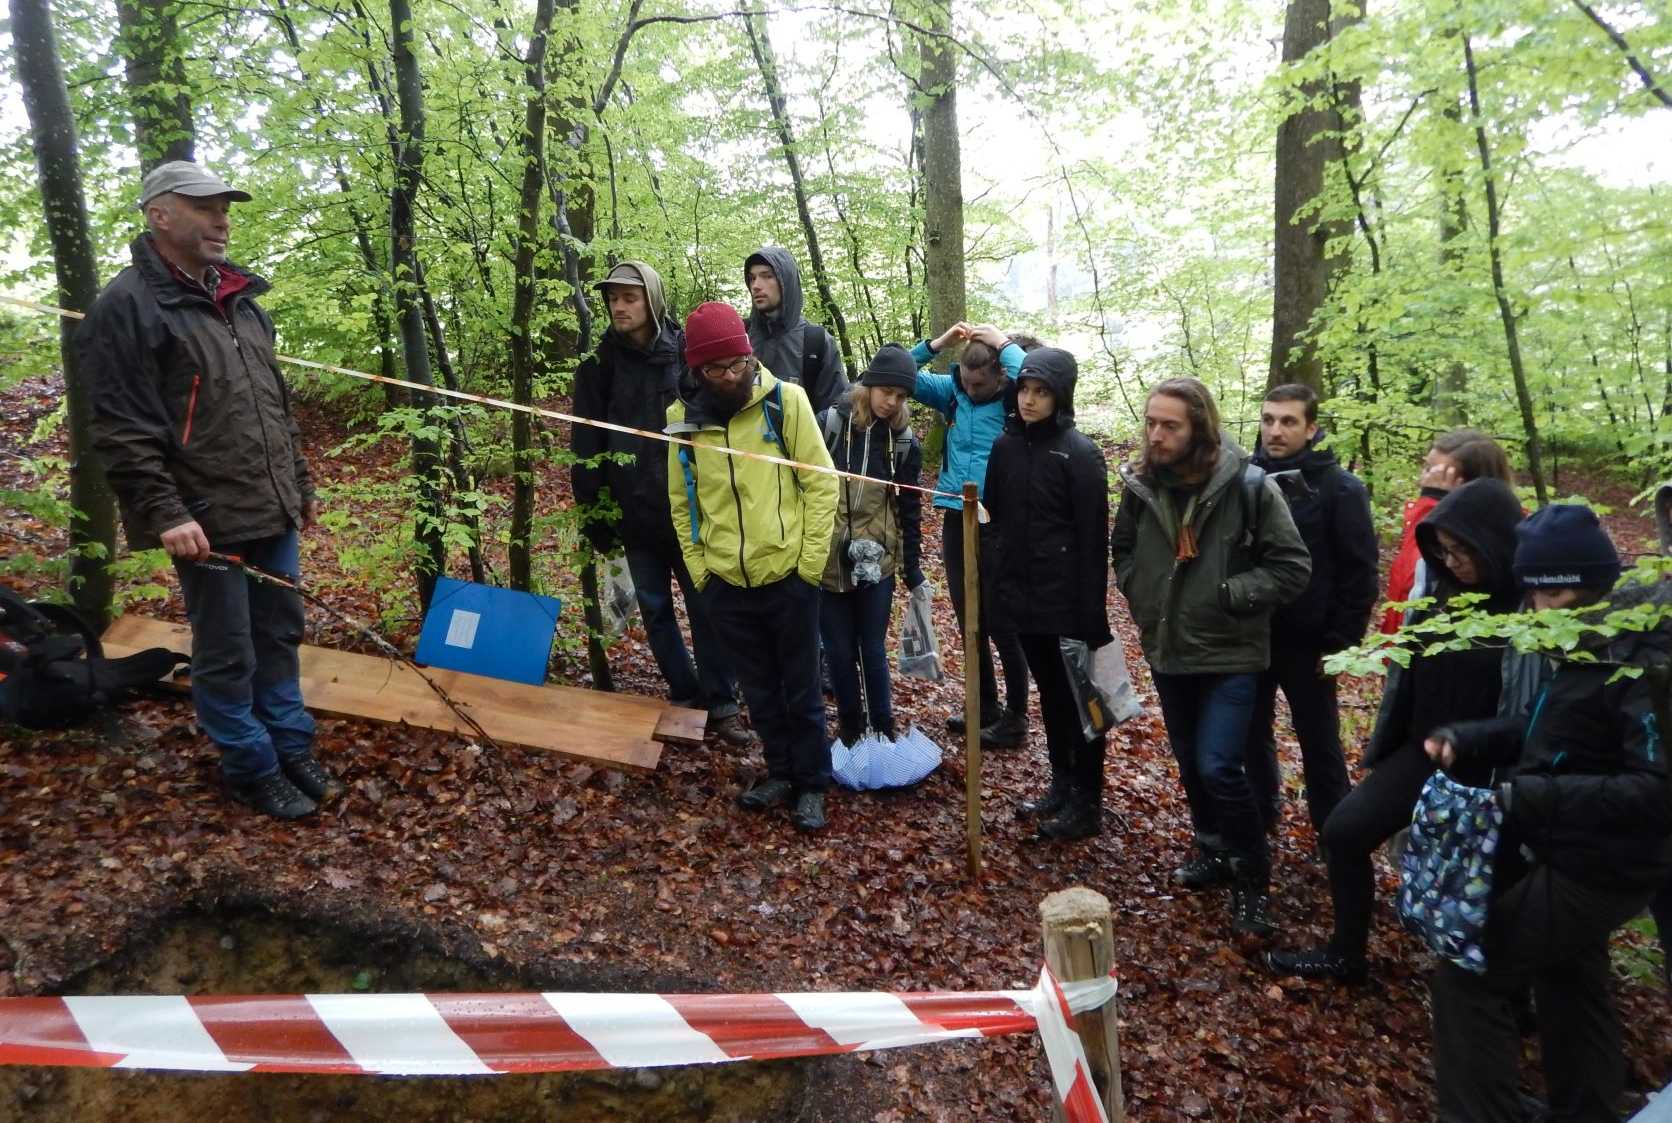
738, 777, 795, 810
281, 753, 345, 803
792, 791, 827, 831
228, 770, 317, 821
1230, 880, 1280, 939
979, 710, 1028, 750
1263, 946, 1367, 985
1173, 849, 1234, 889
709, 713, 756, 747
1037, 791, 1100, 841
1017, 774, 1073, 820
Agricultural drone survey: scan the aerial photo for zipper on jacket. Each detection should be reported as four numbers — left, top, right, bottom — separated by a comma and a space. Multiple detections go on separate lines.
181, 374, 201, 446
725, 417, 751, 588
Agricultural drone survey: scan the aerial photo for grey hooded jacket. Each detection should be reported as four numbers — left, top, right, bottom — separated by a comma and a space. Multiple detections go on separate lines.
744, 246, 847, 412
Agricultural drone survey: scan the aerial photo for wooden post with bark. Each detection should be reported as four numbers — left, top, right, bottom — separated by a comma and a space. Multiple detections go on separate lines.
11, 0, 118, 629
962, 481, 981, 877
1040, 886, 1124, 1122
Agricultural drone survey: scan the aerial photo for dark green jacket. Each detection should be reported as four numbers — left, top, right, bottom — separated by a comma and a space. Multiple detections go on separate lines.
1111, 433, 1311, 675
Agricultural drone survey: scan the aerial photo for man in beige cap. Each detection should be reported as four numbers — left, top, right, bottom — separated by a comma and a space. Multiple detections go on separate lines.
77, 160, 338, 821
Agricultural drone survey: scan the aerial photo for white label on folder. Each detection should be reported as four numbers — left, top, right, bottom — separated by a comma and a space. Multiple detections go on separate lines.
444, 609, 480, 649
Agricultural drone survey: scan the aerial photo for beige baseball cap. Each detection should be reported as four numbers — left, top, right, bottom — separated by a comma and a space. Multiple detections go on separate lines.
137, 160, 252, 210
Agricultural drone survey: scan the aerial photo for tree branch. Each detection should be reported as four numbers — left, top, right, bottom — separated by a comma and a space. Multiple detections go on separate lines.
1571, 0, 1672, 108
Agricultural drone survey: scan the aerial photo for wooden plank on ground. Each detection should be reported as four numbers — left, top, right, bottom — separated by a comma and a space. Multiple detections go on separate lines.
102, 615, 705, 771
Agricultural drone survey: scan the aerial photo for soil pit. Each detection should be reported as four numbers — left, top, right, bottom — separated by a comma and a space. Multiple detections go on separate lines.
0, 907, 875, 1122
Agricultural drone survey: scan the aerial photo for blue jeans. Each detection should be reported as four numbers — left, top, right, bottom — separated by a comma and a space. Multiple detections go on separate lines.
624, 544, 739, 718
818, 576, 895, 732
173, 528, 316, 784
1152, 671, 1267, 874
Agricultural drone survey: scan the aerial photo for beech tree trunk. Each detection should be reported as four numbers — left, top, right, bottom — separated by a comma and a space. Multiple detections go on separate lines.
919, 0, 966, 359
1434, 106, 1470, 424
743, 1, 853, 371
1270, 0, 1350, 392
508, 0, 554, 593
11, 0, 117, 628
115, 0, 195, 171
389, 0, 447, 607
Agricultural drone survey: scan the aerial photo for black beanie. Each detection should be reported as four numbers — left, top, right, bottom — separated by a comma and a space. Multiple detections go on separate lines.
861, 343, 918, 392
1513, 504, 1621, 591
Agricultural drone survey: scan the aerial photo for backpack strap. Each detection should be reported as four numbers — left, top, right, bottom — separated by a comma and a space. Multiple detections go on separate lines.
762, 382, 804, 493
677, 446, 702, 544
821, 406, 844, 453
802, 324, 827, 389
1238, 463, 1267, 552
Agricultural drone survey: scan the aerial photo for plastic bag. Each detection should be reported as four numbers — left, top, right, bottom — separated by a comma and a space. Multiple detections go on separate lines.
601, 555, 636, 638
1058, 638, 1144, 740
897, 581, 942, 681
831, 724, 942, 791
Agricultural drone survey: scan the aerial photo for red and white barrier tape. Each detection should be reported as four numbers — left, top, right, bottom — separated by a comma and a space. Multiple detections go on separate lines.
1, 971, 1114, 1118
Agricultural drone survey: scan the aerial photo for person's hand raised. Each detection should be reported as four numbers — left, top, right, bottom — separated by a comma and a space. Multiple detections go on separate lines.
930, 322, 971, 353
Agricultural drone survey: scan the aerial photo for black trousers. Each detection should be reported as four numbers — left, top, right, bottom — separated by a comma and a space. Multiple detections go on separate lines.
1317, 744, 1435, 961
703, 575, 830, 791
1431, 861, 1652, 1123
1018, 634, 1105, 792
942, 508, 1029, 721
1246, 644, 1351, 833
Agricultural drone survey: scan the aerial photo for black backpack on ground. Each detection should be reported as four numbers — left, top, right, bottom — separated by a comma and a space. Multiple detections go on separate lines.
0, 587, 186, 729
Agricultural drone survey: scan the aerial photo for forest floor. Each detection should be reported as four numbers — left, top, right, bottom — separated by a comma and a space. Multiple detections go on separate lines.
3, 375, 1671, 1121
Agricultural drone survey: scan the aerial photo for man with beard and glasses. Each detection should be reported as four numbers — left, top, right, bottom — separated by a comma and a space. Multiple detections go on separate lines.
666, 303, 839, 831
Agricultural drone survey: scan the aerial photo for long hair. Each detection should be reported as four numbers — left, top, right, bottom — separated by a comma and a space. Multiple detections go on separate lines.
1144, 377, 1222, 480
848, 381, 909, 433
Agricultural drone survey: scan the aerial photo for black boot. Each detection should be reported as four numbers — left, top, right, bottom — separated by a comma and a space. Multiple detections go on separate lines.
1229, 861, 1279, 939
873, 716, 896, 740
979, 709, 1028, 749
792, 791, 827, 831
281, 753, 345, 803
1263, 946, 1367, 985
1017, 770, 1072, 819
1172, 847, 1234, 889
738, 778, 795, 810
1037, 785, 1101, 841
227, 770, 317, 821
836, 713, 864, 746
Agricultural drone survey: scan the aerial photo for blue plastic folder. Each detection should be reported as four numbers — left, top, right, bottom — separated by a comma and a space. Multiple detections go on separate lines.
415, 577, 561, 685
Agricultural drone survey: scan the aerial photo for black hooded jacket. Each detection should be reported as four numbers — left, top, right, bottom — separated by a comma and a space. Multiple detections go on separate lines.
743, 246, 848, 413
1437, 579, 1672, 891
1253, 432, 1379, 654
569, 316, 686, 554
983, 349, 1111, 644
1362, 479, 1524, 769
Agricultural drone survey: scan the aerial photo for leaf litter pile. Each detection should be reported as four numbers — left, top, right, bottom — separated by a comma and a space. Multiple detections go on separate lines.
2, 377, 1670, 1120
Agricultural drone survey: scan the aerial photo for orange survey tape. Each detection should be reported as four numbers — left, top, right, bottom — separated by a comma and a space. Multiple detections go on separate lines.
1, 295, 983, 516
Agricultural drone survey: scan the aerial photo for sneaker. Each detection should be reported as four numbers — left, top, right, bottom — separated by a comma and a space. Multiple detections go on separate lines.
281, 753, 345, 803
792, 791, 827, 831
979, 710, 1028, 750
1173, 850, 1234, 889
709, 713, 756, 747
228, 770, 317, 821
1264, 946, 1368, 985
1230, 883, 1279, 939
738, 777, 795, 810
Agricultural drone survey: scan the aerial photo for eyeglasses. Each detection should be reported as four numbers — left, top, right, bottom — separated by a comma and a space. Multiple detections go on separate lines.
700, 357, 753, 379
1437, 541, 1474, 565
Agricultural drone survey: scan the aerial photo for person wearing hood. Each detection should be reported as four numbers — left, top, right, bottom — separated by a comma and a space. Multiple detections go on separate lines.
910, 322, 1035, 749
665, 302, 839, 831
570, 262, 749, 747
1265, 477, 1524, 984
816, 344, 924, 745
1244, 384, 1379, 839
743, 247, 848, 413
1421, 506, 1672, 1122
985, 348, 1112, 840
1112, 377, 1311, 938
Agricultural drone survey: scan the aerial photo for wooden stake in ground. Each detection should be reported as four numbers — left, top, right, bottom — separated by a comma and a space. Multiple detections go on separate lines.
1040, 887, 1124, 1122
962, 481, 982, 877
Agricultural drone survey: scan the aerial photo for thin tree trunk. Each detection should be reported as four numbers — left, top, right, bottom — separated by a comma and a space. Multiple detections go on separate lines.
11, 0, 116, 627
412, 256, 485, 585
1462, 30, 1548, 505
1434, 98, 1470, 423
389, 0, 447, 606
742, 0, 853, 371
918, 0, 965, 359
115, 0, 194, 171
508, 0, 554, 593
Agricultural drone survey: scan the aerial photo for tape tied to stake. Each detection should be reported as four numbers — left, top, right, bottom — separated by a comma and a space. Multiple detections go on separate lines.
0, 295, 991, 521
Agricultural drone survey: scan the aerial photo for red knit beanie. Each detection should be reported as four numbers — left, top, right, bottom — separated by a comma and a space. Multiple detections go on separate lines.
684, 302, 752, 370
